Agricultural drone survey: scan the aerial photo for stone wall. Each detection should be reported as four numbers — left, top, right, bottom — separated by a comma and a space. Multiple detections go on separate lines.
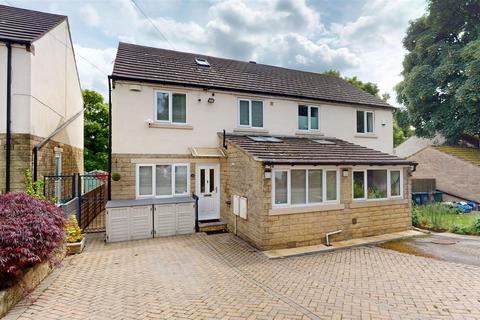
221, 141, 412, 250
410, 147, 480, 202
0, 134, 83, 193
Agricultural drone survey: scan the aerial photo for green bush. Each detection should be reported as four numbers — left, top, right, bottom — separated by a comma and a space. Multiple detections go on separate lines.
473, 217, 480, 234
450, 224, 467, 235
412, 208, 419, 227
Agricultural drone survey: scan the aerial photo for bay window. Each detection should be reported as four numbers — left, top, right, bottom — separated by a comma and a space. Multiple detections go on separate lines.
353, 168, 403, 200
155, 91, 187, 123
298, 105, 319, 131
272, 168, 338, 207
239, 99, 263, 128
356, 110, 374, 133
137, 163, 189, 198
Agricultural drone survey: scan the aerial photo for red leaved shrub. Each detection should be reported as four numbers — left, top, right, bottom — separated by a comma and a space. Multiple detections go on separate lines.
0, 192, 66, 289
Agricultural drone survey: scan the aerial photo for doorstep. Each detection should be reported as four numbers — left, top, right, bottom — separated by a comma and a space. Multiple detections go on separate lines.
262, 230, 424, 259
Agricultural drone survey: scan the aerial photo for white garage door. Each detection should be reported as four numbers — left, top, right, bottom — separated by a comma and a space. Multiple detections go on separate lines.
107, 205, 153, 243
107, 202, 195, 243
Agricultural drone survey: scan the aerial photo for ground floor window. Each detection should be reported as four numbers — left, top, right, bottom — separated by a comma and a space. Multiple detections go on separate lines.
272, 168, 339, 207
353, 168, 403, 200
137, 163, 189, 198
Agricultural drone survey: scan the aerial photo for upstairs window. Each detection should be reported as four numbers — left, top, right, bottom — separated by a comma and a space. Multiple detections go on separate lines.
298, 105, 319, 131
239, 99, 263, 128
356, 110, 374, 133
156, 91, 187, 123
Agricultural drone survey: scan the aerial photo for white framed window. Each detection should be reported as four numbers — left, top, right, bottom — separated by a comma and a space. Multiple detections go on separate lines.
356, 110, 374, 133
352, 168, 403, 200
238, 99, 263, 128
136, 163, 190, 198
155, 91, 187, 123
272, 167, 339, 208
298, 105, 319, 131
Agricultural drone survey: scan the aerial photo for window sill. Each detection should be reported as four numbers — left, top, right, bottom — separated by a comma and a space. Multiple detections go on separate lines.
269, 203, 344, 216
233, 127, 269, 134
149, 122, 193, 130
295, 131, 324, 137
349, 198, 408, 208
354, 133, 377, 139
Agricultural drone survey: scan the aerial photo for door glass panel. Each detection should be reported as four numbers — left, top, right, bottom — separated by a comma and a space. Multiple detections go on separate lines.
291, 170, 306, 204
310, 107, 319, 130
172, 93, 186, 123
175, 166, 188, 194
326, 171, 337, 201
298, 105, 308, 130
139, 166, 153, 196
251, 100, 263, 127
209, 169, 215, 193
356, 110, 365, 133
239, 100, 250, 125
200, 169, 205, 193
156, 165, 172, 196
308, 169, 322, 203
156, 92, 169, 121
274, 171, 288, 204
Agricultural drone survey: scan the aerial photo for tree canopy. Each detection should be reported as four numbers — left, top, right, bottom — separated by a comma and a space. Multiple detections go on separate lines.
395, 0, 480, 143
83, 90, 108, 172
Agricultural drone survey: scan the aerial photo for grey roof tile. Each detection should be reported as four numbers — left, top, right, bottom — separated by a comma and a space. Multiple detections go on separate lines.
224, 133, 415, 165
112, 42, 393, 108
0, 5, 66, 44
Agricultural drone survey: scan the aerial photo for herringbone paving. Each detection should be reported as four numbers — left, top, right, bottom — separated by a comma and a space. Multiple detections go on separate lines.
5, 233, 480, 319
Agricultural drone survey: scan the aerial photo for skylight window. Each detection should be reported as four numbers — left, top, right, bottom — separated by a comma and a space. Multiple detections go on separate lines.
195, 58, 210, 67
248, 136, 283, 143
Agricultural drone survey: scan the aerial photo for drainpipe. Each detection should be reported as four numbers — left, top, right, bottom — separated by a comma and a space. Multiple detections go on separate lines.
5, 42, 12, 192
107, 76, 112, 200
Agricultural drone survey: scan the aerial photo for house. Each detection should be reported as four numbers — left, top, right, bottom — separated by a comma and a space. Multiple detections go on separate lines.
109, 42, 415, 250
395, 135, 480, 203
0, 5, 84, 196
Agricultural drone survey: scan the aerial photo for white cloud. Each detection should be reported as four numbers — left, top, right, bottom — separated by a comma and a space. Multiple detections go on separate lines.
79, 4, 100, 27
74, 45, 116, 98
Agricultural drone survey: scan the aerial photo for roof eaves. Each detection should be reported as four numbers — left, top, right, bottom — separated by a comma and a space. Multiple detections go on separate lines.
110, 74, 394, 109
30, 15, 67, 43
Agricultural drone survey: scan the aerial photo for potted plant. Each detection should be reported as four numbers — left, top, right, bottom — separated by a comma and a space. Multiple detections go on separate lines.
65, 215, 85, 254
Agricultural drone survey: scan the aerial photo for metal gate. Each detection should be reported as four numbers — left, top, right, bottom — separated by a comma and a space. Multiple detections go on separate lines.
44, 172, 108, 233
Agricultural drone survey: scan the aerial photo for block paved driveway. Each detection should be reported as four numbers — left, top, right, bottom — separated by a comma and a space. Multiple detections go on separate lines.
5, 233, 480, 320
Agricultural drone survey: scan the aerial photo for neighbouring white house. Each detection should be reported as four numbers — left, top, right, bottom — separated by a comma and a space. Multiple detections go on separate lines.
0, 5, 84, 198
108, 42, 415, 249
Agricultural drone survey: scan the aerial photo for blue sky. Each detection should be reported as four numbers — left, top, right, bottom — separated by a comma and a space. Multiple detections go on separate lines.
3, 0, 426, 105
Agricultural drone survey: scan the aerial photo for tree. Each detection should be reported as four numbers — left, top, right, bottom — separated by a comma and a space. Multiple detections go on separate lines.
393, 108, 414, 146
323, 70, 388, 101
83, 90, 108, 172
395, 0, 480, 143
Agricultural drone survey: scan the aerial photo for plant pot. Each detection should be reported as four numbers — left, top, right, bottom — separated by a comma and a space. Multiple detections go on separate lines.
66, 237, 85, 255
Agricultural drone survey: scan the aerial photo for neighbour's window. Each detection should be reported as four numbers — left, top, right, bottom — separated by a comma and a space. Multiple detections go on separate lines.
356, 110, 374, 133
155, 91, 187, 123
298, 105, 319, 131
238, 99, 263, 128
137, 164, 189, 198
272, 168, 338, 207
353, 168, 403, 200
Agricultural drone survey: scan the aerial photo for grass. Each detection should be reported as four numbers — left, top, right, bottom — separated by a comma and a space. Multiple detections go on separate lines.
413, 203, 480, 235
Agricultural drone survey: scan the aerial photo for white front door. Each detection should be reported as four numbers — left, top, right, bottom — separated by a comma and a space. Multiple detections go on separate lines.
196, 164, 220, 221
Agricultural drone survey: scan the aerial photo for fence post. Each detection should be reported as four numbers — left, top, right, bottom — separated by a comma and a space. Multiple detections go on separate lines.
71, 174, 76, 199
76, 173, 82, 226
